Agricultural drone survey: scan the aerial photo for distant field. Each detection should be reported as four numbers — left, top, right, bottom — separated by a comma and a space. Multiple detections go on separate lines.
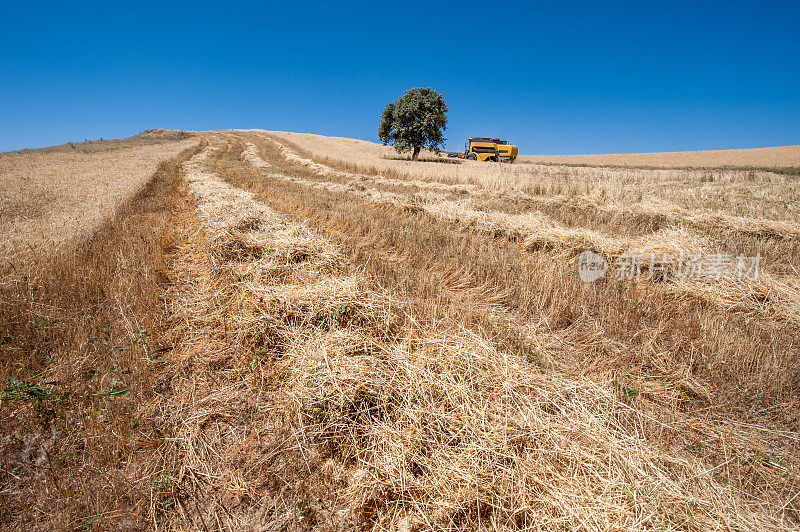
3, 129, 800, 530
520, 144, 800, 170
0, 132, 197, 263
1, 128, 193, 157
268, 130, 800, 220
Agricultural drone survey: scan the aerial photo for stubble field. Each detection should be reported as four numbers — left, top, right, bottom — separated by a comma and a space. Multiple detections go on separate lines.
520, 144, 800, 171
1, 129, 799, 530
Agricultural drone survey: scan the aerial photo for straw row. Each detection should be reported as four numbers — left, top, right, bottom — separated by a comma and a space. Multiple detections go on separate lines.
243, 141, 800, 325
170, 141, 790, 529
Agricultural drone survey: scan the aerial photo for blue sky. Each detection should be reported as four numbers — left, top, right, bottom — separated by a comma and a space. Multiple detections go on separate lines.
1, 1, 798, 154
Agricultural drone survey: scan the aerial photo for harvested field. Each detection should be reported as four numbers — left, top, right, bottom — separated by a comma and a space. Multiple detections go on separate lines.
266, 130, 800, 220
3, 129, 800, 530
0, 135, 197, 264
0, 134, 200, 530
520, 145, 800, 171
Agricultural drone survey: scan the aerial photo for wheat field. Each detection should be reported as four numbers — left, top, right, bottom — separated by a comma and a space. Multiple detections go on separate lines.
520, 144, 800, 170
2, 129, 799, 530
0, 135, 197, 264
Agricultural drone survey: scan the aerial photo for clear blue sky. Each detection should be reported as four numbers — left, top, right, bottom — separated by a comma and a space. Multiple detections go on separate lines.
1, 1, 798, 154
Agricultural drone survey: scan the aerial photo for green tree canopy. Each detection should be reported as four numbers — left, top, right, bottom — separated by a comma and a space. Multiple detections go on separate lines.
378, 87, 448, 160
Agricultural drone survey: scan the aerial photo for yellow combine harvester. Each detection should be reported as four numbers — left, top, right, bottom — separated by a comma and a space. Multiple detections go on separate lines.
451, 137, 518, 162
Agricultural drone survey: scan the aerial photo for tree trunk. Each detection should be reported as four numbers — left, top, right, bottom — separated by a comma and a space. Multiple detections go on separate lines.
412, 146, 421, 160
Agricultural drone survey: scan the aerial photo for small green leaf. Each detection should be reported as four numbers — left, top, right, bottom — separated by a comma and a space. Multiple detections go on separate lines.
95, 386, 130, 398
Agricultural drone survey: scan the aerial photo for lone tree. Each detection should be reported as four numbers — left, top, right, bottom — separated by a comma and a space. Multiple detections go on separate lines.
378, 87, 448, 160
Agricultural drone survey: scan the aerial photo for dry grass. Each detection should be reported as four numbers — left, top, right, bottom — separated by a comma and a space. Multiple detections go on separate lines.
232, 132, 800, 400
521, 144, 800, 170
149, 141, 797, 529
0, 129, 194, 157
261, 130, 800, 221
0, 137, 197, 264
0, 141, 200, 529
3, 128, 800, 530
240, 138, 800, 327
